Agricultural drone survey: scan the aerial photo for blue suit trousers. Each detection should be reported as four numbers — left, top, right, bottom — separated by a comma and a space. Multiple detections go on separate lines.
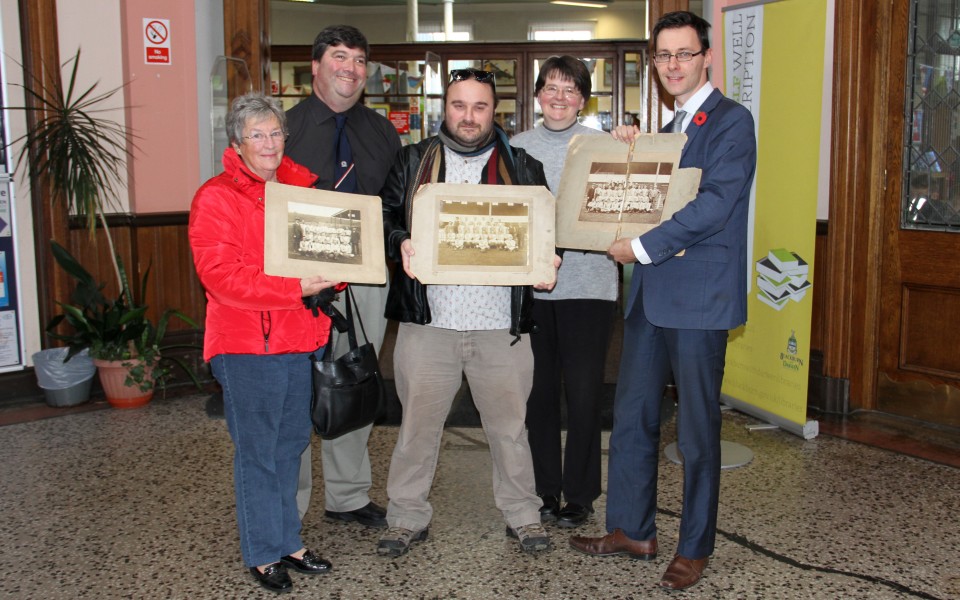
605, 294, 728, 559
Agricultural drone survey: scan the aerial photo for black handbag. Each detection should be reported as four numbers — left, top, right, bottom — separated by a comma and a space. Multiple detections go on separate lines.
309, 288, 384, 439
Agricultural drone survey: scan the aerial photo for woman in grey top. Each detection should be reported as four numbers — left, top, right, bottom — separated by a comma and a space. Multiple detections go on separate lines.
511, 56, 618, 529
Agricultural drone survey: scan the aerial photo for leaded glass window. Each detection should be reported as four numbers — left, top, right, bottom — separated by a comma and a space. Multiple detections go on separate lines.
904, 0, 960, 230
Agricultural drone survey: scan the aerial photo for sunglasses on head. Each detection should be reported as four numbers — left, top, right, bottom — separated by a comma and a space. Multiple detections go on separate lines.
449, 68, 497, 89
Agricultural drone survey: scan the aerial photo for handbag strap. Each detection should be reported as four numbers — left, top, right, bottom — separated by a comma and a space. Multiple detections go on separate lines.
320, 287, 371, 363
319, 330, 335, 363
345, 287, 371, 348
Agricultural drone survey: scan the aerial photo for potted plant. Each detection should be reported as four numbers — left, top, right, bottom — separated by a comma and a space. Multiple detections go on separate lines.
6, 49, 200, 406
47, 240, 201, 408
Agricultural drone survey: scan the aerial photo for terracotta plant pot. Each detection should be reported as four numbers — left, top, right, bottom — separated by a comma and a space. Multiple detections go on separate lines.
93, 358, 155, 409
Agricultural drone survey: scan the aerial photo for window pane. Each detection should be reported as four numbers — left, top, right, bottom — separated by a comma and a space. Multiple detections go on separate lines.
903, 0, 960, 230
529, 21, 595, 41
623, 51, 647, 132
416, 22, 473, 42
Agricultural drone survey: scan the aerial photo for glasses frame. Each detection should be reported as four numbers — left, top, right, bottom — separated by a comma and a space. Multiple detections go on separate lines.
242, 130, 288, 144
539, 84, 582, 99
652, 49, 706, 64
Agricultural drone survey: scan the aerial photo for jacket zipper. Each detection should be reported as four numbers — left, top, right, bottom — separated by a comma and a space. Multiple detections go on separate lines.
261, 311, 271, 352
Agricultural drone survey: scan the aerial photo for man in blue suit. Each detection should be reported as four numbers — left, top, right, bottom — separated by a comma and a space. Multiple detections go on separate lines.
569, 11, 757, 592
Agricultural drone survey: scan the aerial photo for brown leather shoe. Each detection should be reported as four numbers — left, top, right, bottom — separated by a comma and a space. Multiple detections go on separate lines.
659, 554, 709, 590
568, 528, 657, 560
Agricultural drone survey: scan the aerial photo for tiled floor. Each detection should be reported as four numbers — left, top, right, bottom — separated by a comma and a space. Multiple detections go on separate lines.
0, 394, 957, 599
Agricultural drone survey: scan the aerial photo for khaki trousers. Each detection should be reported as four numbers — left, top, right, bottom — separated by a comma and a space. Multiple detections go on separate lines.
297, 281, 388, 518
386, 323, 542, 531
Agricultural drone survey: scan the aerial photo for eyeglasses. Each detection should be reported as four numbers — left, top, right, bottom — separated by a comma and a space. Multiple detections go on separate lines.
540, 85, 581, 99
652, 50, 706, 64
449, 68, 497, 89
242, 130, 287, 144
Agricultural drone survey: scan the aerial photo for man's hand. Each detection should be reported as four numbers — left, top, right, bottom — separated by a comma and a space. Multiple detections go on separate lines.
400, 239, 417, 280
300, 276, 340, 297
607, 238, 638, 265
534, 253, 563, 291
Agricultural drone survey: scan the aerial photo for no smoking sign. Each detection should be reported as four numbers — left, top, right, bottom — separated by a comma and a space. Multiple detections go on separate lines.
144, 18, 171, 65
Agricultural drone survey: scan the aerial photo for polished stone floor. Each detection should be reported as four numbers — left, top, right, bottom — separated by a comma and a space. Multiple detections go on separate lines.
0, 394, 957, 599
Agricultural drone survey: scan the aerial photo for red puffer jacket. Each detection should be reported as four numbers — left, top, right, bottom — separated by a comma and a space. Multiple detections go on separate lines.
189, 149, 335, 361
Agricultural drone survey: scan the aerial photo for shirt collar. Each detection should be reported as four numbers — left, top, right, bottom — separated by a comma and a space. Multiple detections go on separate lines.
675, 81, 715, 119
305, 92, 360, 124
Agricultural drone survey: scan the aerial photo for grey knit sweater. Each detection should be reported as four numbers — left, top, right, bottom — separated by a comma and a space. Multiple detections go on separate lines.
512, 122, 617, 301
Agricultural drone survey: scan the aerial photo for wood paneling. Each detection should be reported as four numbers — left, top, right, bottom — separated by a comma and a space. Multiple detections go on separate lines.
134, 223, 206, 329
900, 285, 960, 378
65, 215, 205, 330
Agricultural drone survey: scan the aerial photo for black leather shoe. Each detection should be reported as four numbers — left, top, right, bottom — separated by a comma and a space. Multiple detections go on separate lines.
325, 501, 387, 528
557, 502, 594, 529
249, 563, 292, 594
538, 494, 561, 523
280, 550, 332, 574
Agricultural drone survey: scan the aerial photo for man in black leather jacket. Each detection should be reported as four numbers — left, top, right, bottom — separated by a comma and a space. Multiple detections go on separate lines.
376, 68, 557, 558
381, 130, 543, 338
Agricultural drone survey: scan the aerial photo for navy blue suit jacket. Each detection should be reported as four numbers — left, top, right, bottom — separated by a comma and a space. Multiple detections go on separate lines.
626, 88, 757, 331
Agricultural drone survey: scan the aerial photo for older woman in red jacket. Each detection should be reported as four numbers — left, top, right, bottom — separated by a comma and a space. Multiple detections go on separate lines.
189, 93, 340, 594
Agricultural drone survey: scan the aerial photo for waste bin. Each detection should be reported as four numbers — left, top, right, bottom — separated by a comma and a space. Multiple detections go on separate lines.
33, 347, 96, 407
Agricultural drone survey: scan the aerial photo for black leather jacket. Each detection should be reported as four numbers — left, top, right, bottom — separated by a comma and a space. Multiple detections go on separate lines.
381, 131, 548, 338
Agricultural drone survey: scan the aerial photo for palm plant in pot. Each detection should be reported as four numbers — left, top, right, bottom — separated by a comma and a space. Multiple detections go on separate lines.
9, 49, 199, 407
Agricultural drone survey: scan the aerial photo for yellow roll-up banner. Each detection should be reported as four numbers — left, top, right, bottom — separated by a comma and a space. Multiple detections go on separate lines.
721, 0, 829, 439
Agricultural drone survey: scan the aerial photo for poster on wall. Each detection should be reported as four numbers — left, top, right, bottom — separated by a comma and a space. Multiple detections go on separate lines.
0, 310, 19, 367
0, 184, 10, 237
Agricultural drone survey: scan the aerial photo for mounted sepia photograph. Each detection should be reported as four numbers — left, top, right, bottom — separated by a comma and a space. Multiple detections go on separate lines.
409, 183, 556, 285
263, 182, 386, 284
556, 133, 702, 251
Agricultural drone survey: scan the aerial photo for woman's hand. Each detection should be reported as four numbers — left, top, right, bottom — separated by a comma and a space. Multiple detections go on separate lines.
611, 124, 641, 144
300, 276, 340, 297
533, 254, 563, 291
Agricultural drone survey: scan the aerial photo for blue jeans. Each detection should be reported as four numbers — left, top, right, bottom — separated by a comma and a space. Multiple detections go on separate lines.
211, 351, 318, 567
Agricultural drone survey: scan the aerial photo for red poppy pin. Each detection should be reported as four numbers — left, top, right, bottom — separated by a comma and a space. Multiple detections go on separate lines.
693, 111, 708, 126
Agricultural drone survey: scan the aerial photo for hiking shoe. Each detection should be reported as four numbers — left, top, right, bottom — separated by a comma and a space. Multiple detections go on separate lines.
506, 522, 552, 552
377, 526, 429, 557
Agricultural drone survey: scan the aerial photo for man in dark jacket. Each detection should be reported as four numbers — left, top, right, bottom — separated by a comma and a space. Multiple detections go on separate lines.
285, 25, 401, 530
376, 68, 556, 558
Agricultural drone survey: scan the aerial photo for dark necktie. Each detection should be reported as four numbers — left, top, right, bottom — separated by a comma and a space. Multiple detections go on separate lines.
334, 114, 358, 193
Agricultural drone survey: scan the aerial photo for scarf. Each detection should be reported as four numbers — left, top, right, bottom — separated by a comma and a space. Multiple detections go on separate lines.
404, 124, 518, 226
437, 122, 497, 155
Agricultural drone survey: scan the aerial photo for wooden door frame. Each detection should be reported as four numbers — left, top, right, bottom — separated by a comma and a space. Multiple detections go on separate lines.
822, 0, 909, 412
18, 0, 69, 348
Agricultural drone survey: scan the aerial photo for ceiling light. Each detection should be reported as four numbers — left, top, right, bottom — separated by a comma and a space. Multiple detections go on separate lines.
551, 0, 609, 7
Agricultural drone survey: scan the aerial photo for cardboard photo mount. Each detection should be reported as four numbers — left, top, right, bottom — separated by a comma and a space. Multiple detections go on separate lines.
556, 133, 702, 251
263, 182, 386, 284
408, 183, 556, 286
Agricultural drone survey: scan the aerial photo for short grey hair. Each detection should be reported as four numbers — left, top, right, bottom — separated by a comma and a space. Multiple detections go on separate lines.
226, 92, 287, 146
